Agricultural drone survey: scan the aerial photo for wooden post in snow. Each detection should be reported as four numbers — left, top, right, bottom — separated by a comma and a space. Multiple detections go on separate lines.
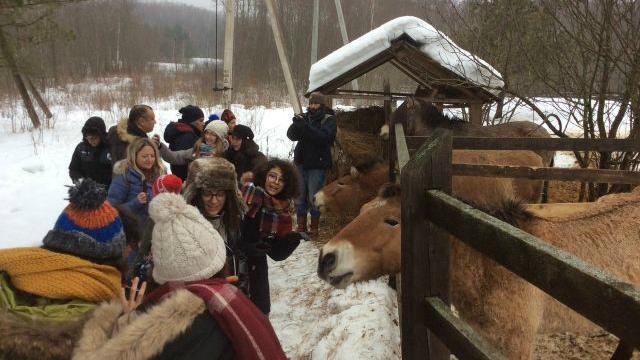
264, 0, 302, 114
310, 0, 319, 67
25, 75, 53, 120
222, 0, 235, 108
334, 0, 358, 91
0, 28, 40, 129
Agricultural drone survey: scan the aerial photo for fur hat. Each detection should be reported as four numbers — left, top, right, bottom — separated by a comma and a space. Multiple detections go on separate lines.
152, 174, 183, 196
179, 105, 204, 124
231, 124, 254, 141
204, 120, 229, 140
42, 179, 125, 260
309, 91, 327, 105
149, 193, 226, 284
183, 157, 239, 204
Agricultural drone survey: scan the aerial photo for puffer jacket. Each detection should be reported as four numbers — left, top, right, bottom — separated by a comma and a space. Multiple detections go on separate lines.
107, 160, 156, 234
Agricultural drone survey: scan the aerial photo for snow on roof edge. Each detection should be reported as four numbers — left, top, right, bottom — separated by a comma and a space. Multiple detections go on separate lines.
307, 16, 504, 97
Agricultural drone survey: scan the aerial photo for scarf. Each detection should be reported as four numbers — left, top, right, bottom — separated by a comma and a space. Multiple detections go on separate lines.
144, 279, 286, 360
242, 183, 293, 238
0, 248, 121, 302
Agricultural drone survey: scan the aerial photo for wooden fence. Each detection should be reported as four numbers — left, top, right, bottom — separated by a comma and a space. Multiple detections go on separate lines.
396, 128, 640, 359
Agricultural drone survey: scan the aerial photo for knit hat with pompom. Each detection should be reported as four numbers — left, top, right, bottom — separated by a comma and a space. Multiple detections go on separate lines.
42, 178, 125, 261
149, 192, 226, 284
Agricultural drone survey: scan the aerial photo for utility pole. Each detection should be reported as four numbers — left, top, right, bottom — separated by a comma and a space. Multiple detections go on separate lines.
264, 0, 302, 114
310, 0, 319, 67
334, 0, 358, 91
222, 0, 235, 108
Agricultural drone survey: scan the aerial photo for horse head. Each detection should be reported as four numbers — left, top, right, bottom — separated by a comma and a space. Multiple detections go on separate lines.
317, 183, 402, 288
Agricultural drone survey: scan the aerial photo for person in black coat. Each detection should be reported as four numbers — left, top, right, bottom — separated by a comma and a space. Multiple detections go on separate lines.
240, 158, 304, 314
107, 105, 156, 164
286, 92, 337, 236
69, 116, 113, 186
225, 124, 267, 183
163, 105, 205, 180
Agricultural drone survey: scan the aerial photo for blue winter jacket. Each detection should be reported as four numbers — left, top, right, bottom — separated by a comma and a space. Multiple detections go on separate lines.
107, 161, 154, 233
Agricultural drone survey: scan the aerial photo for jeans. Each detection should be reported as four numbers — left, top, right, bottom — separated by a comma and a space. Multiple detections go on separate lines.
295, 165, 326, 218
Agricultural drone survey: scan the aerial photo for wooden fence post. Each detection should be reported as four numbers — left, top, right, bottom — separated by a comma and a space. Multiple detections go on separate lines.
401, 128, 452, 359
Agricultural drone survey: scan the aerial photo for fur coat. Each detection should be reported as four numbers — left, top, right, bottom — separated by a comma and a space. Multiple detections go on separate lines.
73, 289, 234, 360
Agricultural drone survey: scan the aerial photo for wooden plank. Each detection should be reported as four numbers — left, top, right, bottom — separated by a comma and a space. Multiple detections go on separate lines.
610, 341, 634, 360
405, 136, 640, 152
452, 164, 640, 185
424, 297, 506, 360
336, 89, 414, 97
334, 0, 358, 91
222, 0, 235, 107
401, 129, 452, 360
469, 103, 483, 126
328, 93, 406, 101
424, 190, 640, 348
395, 123, 410, 171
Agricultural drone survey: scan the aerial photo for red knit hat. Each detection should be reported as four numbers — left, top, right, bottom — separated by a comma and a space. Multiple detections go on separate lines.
152, 174, 183, 196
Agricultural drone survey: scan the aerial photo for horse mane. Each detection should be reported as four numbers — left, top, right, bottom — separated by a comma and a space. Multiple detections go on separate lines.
354, 159, 386, 173
470, 198, 533, 227
394, 97, 467, 130
377, 182, 401, 199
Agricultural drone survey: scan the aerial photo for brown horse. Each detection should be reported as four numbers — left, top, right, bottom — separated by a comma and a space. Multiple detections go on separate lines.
316, 97, 554, 218
318, 183, 640, 358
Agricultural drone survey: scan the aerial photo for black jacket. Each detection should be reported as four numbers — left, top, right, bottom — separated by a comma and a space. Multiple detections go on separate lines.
286, 106, 337, 170
164, 122, 202, 180
240, 215, 300, 314
107, 118, 147, 165
68, 141, 112, 186
224, 140, 267, 180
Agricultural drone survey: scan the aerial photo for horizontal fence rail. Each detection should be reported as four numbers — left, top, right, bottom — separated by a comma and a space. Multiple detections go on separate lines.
452, 164, 640, 184
423, 189, 640, 348
424, 296, 505, 360
406, 136, 640, 152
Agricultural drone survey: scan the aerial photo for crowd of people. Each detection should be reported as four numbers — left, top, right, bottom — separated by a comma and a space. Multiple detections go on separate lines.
0, 92, 337, 359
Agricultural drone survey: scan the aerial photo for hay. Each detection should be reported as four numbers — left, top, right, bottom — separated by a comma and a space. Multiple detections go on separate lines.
336, 106, 386, 134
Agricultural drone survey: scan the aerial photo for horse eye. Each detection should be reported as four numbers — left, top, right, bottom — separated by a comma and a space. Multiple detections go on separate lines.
384, 218, 399, 226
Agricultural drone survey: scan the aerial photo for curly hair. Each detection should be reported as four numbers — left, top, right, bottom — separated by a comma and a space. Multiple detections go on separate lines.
253, 158, 300, 201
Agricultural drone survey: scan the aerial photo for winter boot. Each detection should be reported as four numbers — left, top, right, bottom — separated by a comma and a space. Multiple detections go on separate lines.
297, 214, 308, 233
309, 216, 320, 238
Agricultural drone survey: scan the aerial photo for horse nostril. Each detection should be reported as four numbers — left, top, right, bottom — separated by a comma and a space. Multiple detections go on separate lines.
322, 252, 336, 273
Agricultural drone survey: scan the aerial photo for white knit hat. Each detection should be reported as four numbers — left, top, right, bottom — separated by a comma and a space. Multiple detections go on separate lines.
149, 193, 226, 284
204, 120, 229, 140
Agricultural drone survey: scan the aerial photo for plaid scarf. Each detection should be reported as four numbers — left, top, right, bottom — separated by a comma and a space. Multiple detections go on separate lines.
144, 278, 286, 360
242, 183, 292, 238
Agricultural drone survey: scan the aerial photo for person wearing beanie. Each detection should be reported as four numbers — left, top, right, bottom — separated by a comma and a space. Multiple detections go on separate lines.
240, 158, 305, 314
225, 124, 266, 182
128, 174, 184, 287
220, 108, 237, 133
0, 179, 125, 359
107, 104, 156, 164
155, 119, 229, 169
162, 105, 206, 180
69, 116, 113, 186
286, 91, 337, 237
74, 193, 287, 360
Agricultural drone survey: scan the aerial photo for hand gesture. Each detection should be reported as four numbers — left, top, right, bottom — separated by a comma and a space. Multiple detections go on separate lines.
137, 192, 148, 204
120, 277, 147, 314
152, 134, 161, 143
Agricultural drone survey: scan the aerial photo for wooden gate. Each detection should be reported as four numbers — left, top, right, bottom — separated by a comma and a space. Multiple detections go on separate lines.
398, 128, 640, 359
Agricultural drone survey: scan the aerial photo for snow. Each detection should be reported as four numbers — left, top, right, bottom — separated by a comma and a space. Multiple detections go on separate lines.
308, 16, 504, 95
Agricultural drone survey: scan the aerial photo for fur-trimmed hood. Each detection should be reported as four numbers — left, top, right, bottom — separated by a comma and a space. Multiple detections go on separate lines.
0, 309, 90, 360
112, 159, 131, 176
73, 289, 206, 360
115, 117, 140, 145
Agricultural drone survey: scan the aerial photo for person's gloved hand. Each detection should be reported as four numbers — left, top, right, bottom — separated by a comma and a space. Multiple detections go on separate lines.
244, 240, 272, 257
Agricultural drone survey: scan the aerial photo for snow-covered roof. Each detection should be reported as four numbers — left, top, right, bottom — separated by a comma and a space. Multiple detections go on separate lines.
308, 16, 504, 97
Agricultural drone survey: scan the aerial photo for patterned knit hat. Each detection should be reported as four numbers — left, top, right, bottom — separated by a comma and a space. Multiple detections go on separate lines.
149, 193, 226, 284
42, 179, 125, 261
152, 174, 183, 196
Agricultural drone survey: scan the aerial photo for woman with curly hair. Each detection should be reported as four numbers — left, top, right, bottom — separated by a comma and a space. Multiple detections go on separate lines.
240, 158, 305, 314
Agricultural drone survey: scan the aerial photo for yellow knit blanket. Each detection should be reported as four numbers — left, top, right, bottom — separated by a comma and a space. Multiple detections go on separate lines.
0, 248, 121, 302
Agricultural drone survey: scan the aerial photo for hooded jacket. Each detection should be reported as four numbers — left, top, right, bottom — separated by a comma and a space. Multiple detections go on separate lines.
286, 106, 337, 170
107, 118, 147, 165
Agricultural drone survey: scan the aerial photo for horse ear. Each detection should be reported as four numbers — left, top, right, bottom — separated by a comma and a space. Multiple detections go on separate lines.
350, 166, 359, 179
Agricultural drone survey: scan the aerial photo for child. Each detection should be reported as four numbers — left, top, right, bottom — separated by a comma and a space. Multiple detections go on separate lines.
156, 120, 229, 166
69, 116, 112, 186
